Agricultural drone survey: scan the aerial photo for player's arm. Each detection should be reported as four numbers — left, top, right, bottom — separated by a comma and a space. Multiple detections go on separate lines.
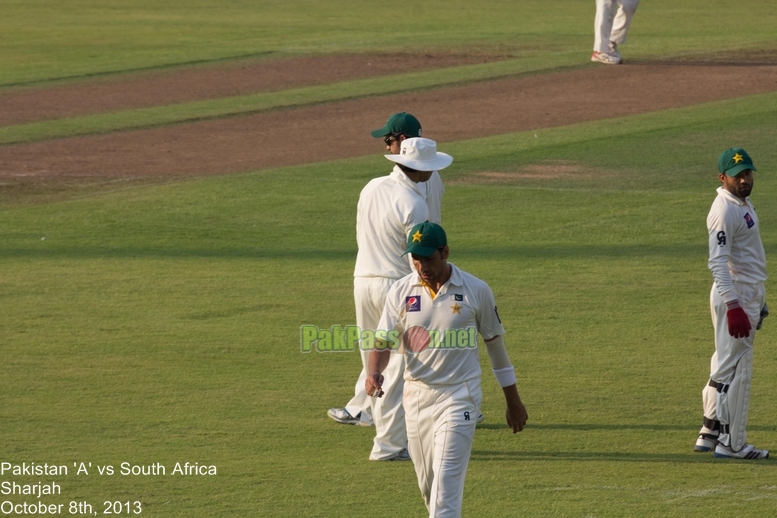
400, 196, 430, 270
708, 207, 751, 337
707, 208, 736, 302
426, 171, 443, 225
476, 284, 528, 433
485, 335, 528, 433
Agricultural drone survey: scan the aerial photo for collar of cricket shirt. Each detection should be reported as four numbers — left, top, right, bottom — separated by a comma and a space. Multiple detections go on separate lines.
390, 165, 427, 197
413, 264, 463, 300
717, 186, 750, 207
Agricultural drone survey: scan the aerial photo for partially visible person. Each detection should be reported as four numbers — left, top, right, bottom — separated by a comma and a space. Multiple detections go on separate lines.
591, 0, 639, 65
371, 112, 444, 225
368, 222, 528, 516
330, 138, 453, 462
694, 147, 769, 460
328, 112, 445, 429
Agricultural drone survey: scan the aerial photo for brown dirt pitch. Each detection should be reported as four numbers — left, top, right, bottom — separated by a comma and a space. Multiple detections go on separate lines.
1, 52, 776, 202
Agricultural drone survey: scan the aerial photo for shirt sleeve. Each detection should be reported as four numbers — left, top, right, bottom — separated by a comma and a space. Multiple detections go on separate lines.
707, 202, 738, 302
401, 199, 430, 237
425, 171, 444, 225
475, 282, 506, 341
397, 192, 429, 270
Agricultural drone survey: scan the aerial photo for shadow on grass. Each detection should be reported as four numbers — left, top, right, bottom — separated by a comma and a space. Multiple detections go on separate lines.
469, 450, 775, 464
477, 422, 776, 432
0, 243, 701, 260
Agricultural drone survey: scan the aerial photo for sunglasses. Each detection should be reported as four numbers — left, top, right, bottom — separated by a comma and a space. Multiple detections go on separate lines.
384, 134, 401, 145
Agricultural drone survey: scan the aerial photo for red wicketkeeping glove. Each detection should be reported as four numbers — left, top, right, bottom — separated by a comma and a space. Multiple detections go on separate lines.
726, 300, 752, 338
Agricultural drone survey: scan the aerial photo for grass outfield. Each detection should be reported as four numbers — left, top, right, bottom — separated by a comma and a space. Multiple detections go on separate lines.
3, 95, 777, 516
3, 0, 777, 516
1, 0, 776, 86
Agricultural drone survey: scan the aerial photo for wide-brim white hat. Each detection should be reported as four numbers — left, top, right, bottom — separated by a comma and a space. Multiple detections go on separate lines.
385, 138, 453, 171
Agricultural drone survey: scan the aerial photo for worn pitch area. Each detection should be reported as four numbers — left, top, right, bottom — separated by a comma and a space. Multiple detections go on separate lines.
1, 52, 776, 202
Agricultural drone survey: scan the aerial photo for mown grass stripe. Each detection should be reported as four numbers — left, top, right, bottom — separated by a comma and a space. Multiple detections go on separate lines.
0, 52, 585, 146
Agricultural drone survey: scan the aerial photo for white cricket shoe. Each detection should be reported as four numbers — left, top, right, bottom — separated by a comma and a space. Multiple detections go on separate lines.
694, 433, 718, 452
327, 408, 371, 426
608, 41, 622, 61
713, 443, 769, 460
591, 51, 622, 65
477, 413, 484, 424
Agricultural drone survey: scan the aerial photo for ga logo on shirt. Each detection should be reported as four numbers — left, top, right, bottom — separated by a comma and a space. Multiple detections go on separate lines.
406, 296, 421, 312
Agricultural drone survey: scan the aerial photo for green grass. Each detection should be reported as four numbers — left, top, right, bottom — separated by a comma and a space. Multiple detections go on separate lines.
0, 54, 588, 144
1, 0, 776, 86
4, 92, 777, 515
3, 0, 777, 516
2, 0, 775, 145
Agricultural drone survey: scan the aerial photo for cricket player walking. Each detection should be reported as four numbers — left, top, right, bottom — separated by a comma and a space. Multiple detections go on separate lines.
328, 113, 445, 430
368, 222, 528, 516
332, 138, 453, 462
695, 148, 769, 459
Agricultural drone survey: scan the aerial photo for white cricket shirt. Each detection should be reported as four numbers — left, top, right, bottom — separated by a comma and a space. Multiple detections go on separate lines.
378, 264, 506, 386
354, 166, 431, 279
707, 186, 768, 302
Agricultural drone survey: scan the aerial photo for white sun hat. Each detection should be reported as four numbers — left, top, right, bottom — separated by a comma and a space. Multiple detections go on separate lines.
385, 138, 453, 171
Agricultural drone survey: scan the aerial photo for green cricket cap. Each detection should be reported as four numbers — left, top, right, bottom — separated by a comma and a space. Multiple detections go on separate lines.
404, 221, 447, 257
371, 112, 422, 138
718, 147, 756, 176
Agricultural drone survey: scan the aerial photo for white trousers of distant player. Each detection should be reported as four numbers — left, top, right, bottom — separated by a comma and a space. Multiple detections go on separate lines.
701, 281, 765, 451
593, 0, 639, 54
404, 378, 481, 518
350, 276, 407, 459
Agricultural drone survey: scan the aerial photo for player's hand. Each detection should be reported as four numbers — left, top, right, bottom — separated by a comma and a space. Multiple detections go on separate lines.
726, 303, 752, 338
366, 372, 384, 398
505, 400, 528, 434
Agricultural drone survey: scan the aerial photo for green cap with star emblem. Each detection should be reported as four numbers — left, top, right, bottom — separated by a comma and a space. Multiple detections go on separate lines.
719, 147, 756, 176
371, 112, 422, 138
404, 221, 447, 257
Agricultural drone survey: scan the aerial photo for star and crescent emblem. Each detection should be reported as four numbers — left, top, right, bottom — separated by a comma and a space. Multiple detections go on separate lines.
451, 303, 461, 314
733, 153, 744, 164
412, 231, 423, 242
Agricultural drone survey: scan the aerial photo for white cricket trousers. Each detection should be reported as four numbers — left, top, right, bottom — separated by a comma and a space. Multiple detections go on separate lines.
404, 378, 481, 518
349, 276, 407, 460
701, 281, 765, 451
593, 0, 639, 53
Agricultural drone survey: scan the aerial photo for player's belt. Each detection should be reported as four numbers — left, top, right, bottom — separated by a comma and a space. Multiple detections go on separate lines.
708, 379, 729, 393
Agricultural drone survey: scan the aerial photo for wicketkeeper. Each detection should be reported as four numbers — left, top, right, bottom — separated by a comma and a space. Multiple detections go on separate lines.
695, 148, 769, 459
